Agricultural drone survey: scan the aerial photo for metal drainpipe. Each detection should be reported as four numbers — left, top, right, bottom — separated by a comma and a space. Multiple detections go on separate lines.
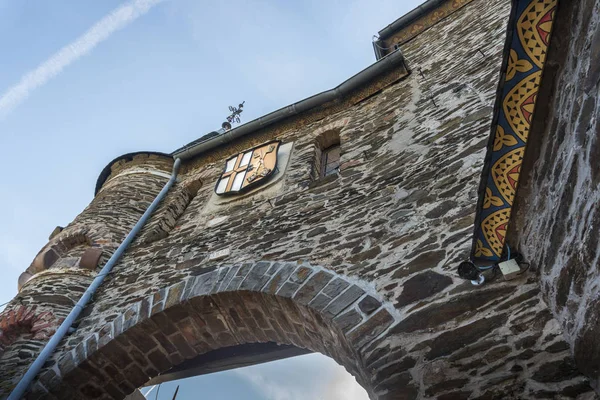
8, 158, 182, 400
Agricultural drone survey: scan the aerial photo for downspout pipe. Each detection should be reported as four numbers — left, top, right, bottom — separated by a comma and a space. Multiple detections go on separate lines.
8, 158, 182, 400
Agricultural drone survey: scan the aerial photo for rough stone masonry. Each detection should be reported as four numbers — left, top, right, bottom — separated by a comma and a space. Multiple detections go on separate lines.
1, 0, 599, 399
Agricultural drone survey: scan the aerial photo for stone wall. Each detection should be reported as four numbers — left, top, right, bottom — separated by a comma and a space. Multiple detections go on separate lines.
0, 155, 175, 394
510, 0, 600, 392
1, 0, 598, 399
0, 274, 92, 395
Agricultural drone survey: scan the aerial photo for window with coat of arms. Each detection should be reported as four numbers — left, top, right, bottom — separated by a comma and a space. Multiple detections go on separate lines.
215, 140, 281, 195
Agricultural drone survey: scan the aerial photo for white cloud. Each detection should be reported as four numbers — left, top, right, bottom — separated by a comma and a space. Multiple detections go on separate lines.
234, 354, 369, 400
0, 0, 165, 118
323, 362, 370, 400
235, 369, 299, 400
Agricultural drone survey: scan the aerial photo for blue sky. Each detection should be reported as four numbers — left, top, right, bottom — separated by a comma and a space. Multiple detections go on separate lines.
0, 0, 424, 398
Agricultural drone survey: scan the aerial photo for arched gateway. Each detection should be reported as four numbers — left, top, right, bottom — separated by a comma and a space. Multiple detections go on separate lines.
2, 0, 600, 399
34, 262, 394, 399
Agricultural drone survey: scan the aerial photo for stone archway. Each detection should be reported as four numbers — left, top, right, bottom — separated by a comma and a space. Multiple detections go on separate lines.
31, 261, 398, 400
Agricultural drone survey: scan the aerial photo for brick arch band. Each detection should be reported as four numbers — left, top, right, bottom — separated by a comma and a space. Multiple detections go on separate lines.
31, 261, 399, 399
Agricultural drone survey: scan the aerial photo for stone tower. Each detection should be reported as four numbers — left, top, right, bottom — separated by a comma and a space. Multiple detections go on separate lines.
2, 0, 600, 399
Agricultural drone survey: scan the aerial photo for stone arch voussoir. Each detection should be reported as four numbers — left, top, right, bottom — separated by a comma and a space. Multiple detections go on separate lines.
33, 261, 401, 400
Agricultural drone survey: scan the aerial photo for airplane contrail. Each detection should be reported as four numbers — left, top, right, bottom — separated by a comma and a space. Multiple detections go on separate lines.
0, 0, 165, 118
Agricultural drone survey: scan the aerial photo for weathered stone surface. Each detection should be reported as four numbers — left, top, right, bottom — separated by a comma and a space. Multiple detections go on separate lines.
375, 371, 418, 400
544, 340, 569, 354
347, 309, 393, 349
425, 314, 508, 360
323, 285, 365, 318
2, 1, 596, 399
532, 357, 582, 383
333, 309, 363, 333
437, 391, 471, 400
321, 278, 349, 298
392, 286, 514, 333
425, 200, 457, 219
509, 0, 600, 391
293, 270, 333, 305
449, 338, 506, 362
425, 378, 469, 397
484, 345, 512, 364
394, 270, 453, 308
392, 250, 446, 279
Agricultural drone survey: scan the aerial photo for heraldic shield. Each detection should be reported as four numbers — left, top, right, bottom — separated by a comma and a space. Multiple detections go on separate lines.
215, 140, 281, 195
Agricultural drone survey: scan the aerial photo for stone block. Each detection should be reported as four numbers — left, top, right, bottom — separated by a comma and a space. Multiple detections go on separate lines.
79, 383, 107, 399
308, 293, 333, 311
79, 248, 103, 270
426, 314, 509, 360
27, 382, 51, 400
122, 365, 148, 392
394, 270, 453, 308
209, 248, 230, 261
151, 327, 178, 356
126, 324, 158, 355
277, 282, 300, 298
289, 266, 313, 284
175, 317, 206, 351
532, 357, 582, 383
347, 309, 394, 349
190, 271, 218, 297
102, 341, 134, 370
38, 368, 61, 390
138, 297, 152, 321
392, 286, 514, 333
168, 332, 198, 360
73, 342, 87, 365
392, 250, 446, 279
147, 349, 171, 372
165, 281, 185, 309
225, 263, 253, 291
264, 263, 296, 294
151, 312, 178, 337
239, 262, 271, 291
333, 308, 363, 333
151, 300, 165, 316
97, 323, 113, 349
85, 334, 98, 356
293, 270, 333, 305
323, 285, 365, 318
112, 314, 124, 338
214, 265, 238, 292
358, 295, 381, 315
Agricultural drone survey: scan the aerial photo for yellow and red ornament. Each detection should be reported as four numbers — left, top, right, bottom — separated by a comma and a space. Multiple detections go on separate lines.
473, 0, 558, 261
